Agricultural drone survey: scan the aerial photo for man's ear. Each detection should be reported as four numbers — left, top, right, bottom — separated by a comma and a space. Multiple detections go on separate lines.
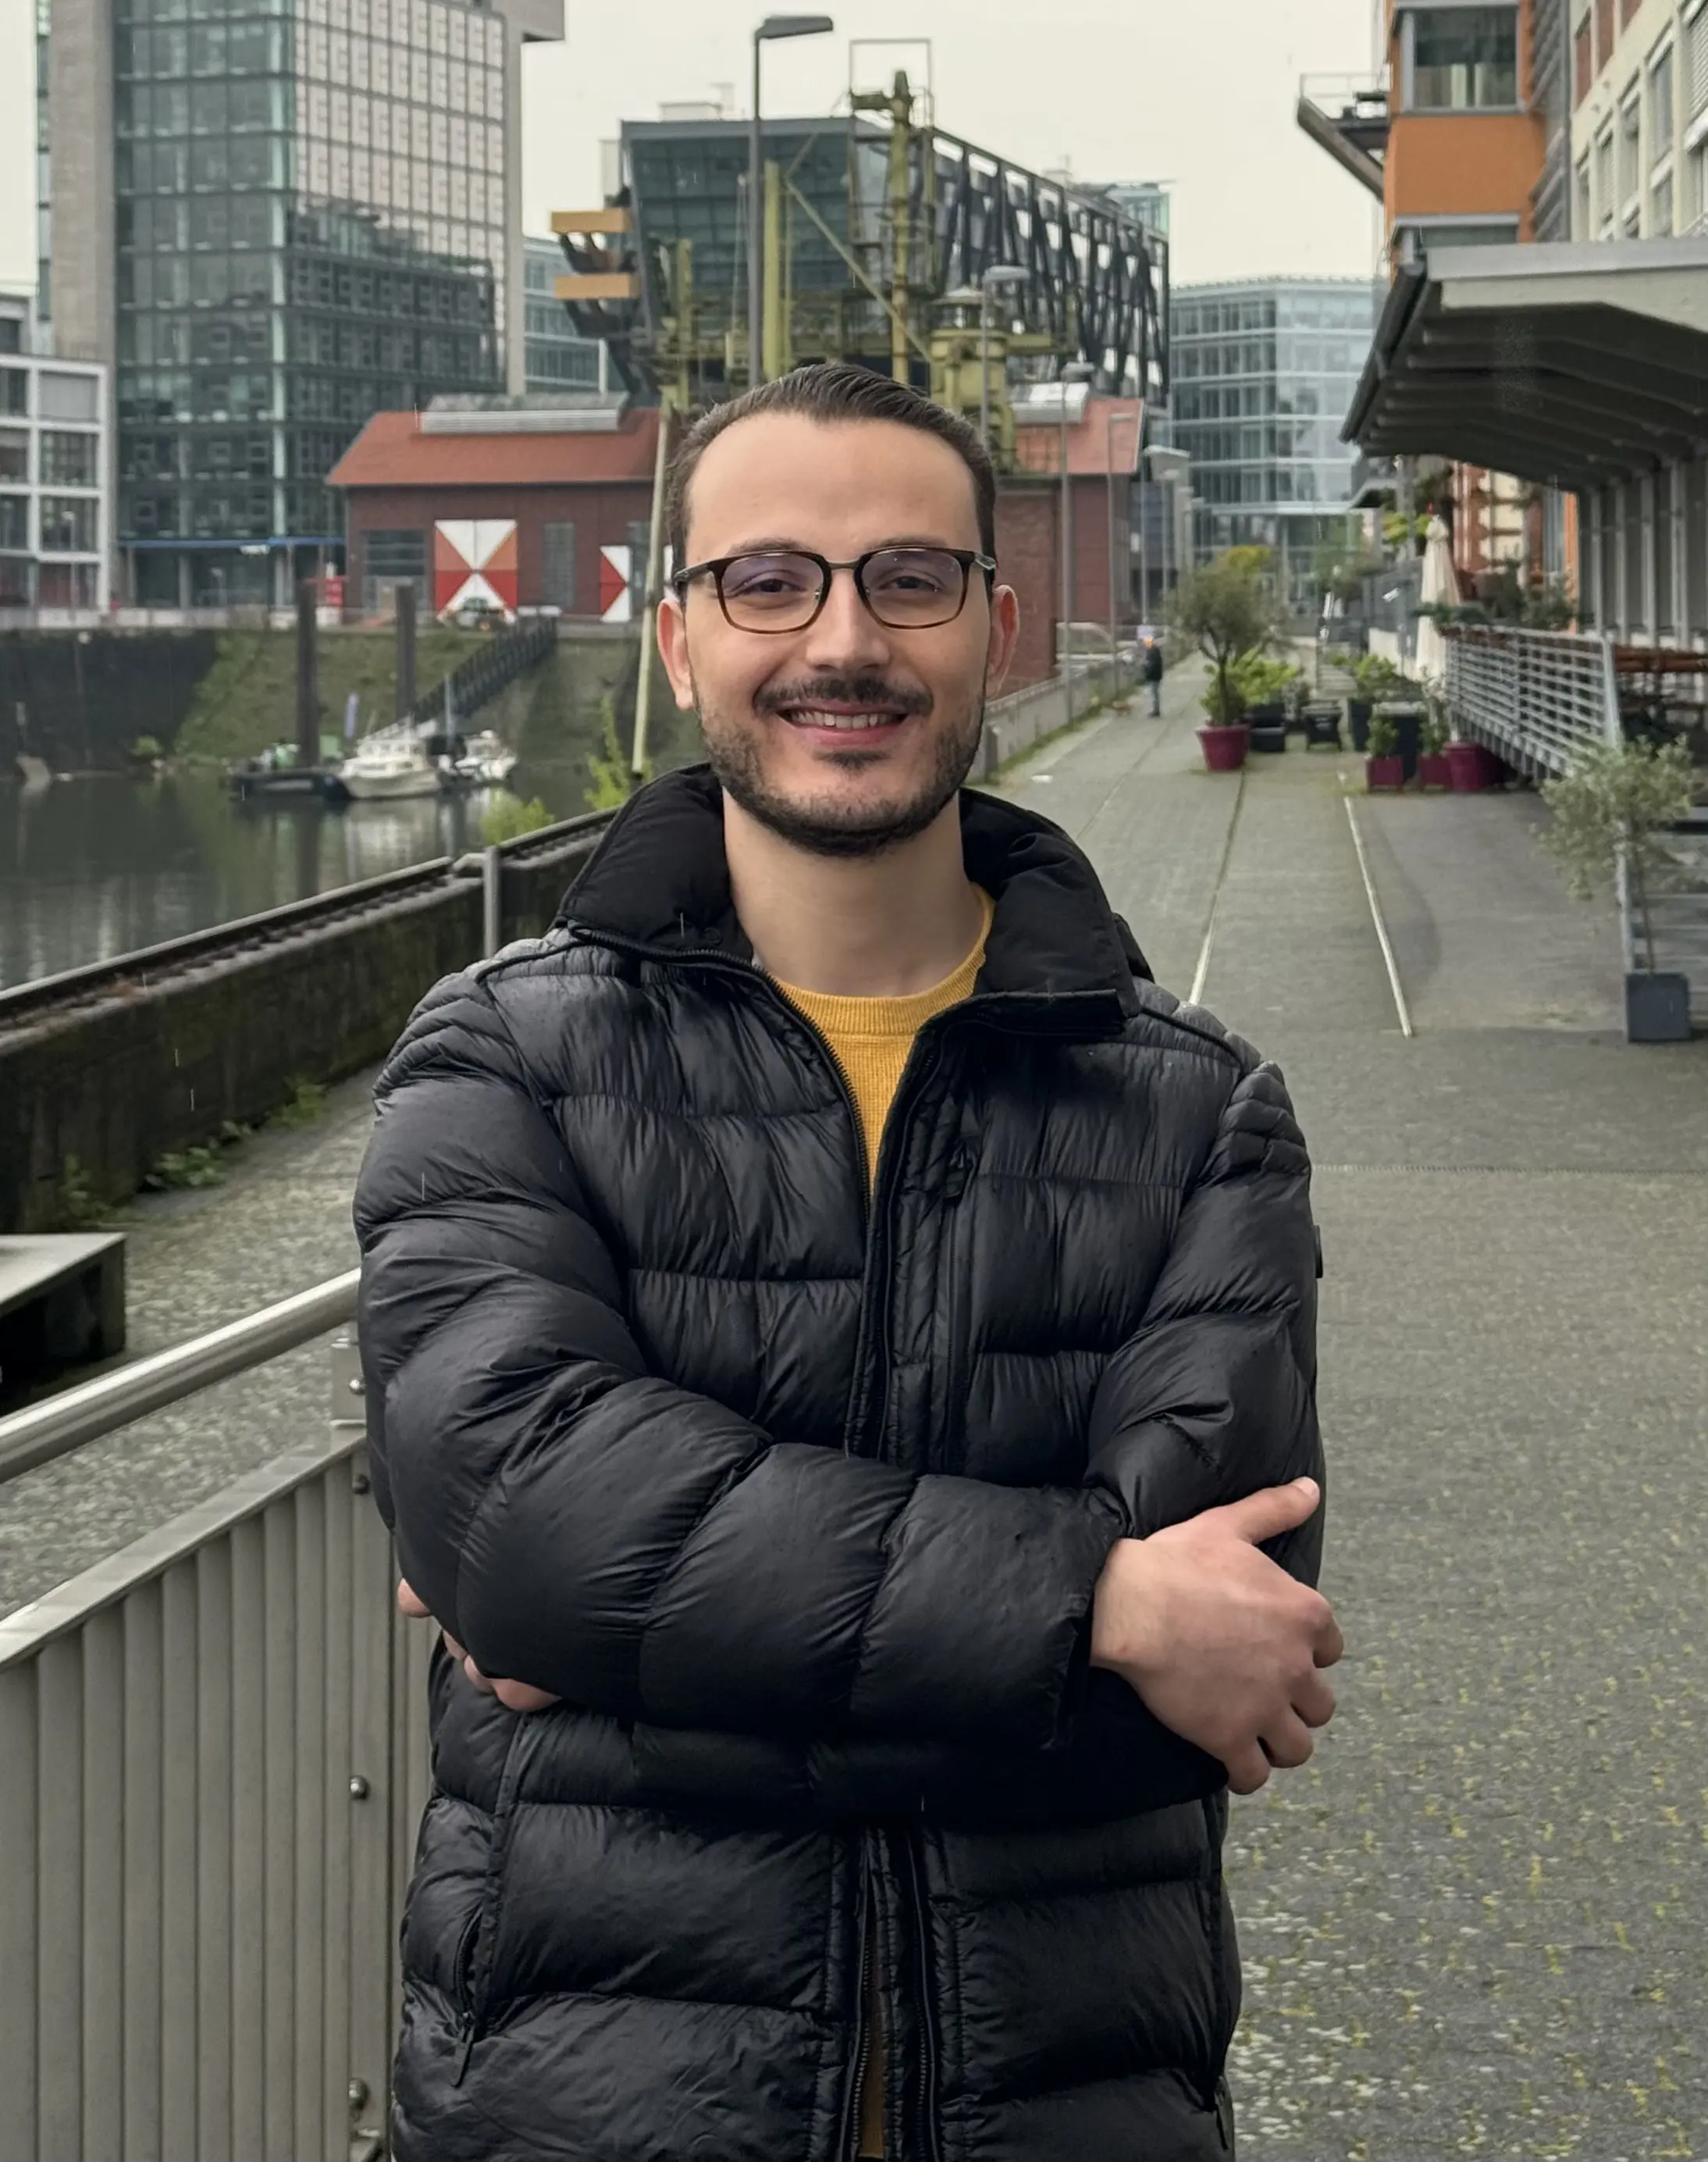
657, 594, 697, 711
985, 582, 1020, 698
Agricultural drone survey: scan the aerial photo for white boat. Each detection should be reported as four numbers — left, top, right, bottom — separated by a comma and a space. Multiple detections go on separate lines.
340, 732, 443, 801
452, 729, 518, 788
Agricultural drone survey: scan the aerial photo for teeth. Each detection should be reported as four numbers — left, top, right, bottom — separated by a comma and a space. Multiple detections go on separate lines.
786, 710, 899, 730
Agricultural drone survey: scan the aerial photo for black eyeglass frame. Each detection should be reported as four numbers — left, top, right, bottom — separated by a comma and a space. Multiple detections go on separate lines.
669, 547, 999, 633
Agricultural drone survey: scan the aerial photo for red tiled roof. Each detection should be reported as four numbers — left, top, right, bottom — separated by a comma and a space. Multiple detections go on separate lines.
1010, 396, 1147, 479
328, 406, 662, 490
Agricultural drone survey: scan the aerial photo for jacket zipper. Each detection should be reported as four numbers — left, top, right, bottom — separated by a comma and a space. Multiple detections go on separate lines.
901, 1833, 945, 2162
838, 1843, 875, 2160
450, 1724, 532, 2088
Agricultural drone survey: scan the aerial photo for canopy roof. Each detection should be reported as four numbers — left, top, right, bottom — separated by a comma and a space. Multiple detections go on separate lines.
1343, 240, 1708, 492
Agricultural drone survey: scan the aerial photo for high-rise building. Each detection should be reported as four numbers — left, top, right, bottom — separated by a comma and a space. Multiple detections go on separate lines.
1169, 277, 1380, 613
35, 0, 560, 607
0, 290, 112, 611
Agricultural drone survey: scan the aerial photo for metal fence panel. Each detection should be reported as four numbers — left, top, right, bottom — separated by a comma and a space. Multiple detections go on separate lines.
0, 1330, 425, 2162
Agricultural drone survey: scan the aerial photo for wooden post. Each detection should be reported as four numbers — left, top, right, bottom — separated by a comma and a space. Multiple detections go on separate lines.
394, 582, 417, 721
295, 580, 318, 768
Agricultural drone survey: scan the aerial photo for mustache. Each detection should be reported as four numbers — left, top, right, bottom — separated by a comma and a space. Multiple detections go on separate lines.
754, 675, 934, 718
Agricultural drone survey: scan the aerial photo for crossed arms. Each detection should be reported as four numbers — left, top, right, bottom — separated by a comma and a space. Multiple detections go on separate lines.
358, 974, 1342, 1799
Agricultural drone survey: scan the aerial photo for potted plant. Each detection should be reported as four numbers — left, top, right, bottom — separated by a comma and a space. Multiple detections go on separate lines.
1365, 707, 1404, 791
1445, 732, 1486, 792
1538, 738, 1696, 1043
1346, 653, 1404, 751
1235, 654, 1297, 753
1417, 701, 1450, 789
1170, 553, 1284, 775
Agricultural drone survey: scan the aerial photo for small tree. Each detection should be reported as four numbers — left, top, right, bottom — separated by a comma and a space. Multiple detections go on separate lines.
1169, 552, 1284, 726
1539, 738, 1695, 974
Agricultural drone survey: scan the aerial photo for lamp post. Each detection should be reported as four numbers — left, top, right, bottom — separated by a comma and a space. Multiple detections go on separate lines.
1105, 405, 1140, 666
749, 15, 834, 390
1057, 359, 1095, 713
977, 264, 1027, 452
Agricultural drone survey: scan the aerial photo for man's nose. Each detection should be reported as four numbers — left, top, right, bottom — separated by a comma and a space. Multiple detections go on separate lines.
799, 567, 894, 673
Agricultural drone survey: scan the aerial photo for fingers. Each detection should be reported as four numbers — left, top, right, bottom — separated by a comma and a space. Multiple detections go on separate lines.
397, 1579, 431, 1619
492, 1677, 561, 1715
1258, 1711, 1317, 1772
1314, 1611, 1346, 1669
1291, 1668, 1337, 1730
1222, 1743, 1272, 1796
1217, 1477, 1321, 1548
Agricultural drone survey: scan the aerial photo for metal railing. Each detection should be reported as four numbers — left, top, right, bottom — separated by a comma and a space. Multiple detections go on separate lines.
1441, 623, 1621, 778
0, 1277, 429, 2162
407, 613, 557, 731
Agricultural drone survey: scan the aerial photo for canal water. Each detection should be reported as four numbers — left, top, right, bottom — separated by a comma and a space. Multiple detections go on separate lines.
2, 718, 704, 992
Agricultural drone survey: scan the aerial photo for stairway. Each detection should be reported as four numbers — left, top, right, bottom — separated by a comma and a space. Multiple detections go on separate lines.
409, 614, 557, 732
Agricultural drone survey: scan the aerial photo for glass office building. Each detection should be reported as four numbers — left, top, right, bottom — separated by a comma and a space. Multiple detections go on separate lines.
1170, 278, 1380, 614
522, 237, 607, 396
109, 0, 512, 604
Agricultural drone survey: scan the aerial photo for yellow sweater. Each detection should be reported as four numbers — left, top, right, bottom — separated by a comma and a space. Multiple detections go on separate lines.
770, 888, 994, 2159
772, 890, 995, 1189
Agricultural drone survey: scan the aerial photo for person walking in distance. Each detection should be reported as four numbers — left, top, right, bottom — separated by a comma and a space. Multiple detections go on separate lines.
1143, 630, 1165, 715
358, 362, 1339, 2162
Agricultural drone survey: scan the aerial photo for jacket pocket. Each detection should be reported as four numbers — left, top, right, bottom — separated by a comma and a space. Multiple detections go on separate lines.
451, 1721, 530, 2082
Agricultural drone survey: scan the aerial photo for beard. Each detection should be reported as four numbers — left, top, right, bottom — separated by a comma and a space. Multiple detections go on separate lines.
694, 670, 987, 860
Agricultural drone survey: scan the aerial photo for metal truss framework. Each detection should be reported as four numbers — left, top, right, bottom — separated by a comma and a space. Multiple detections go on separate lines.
556, 113, 1169, 408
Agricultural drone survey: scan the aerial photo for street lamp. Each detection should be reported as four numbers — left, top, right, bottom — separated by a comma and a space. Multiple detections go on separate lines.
1056, 360, 1095, 711
749, 14, 834, 390
977, 265, 1027, 452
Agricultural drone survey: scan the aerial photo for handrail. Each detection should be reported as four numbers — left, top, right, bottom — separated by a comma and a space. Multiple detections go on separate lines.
0, 1267, 361, 1483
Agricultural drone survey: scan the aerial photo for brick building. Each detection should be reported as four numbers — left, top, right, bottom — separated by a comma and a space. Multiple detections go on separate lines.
330, 392, 1134, 683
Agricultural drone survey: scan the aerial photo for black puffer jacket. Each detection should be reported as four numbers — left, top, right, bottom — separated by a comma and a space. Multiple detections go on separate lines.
356, 768, 1324, 2162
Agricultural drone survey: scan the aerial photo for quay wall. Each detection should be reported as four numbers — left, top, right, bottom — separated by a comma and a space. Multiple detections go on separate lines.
1, 840, 598, 1233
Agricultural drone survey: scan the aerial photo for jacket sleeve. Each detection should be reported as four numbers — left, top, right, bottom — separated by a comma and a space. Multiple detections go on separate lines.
355, 971, 1121, 1756
1084, 1052, 1325, 1583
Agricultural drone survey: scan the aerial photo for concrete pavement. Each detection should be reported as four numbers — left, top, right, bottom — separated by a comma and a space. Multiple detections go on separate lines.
993, 671, 1708, 2162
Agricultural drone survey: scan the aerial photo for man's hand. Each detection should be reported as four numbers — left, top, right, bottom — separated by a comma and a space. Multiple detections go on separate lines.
1090, 1478, 1341, 1795
397, 1580, 560, 1715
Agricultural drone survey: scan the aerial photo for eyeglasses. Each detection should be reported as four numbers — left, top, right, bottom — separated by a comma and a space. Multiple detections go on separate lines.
671, 547, 997, 634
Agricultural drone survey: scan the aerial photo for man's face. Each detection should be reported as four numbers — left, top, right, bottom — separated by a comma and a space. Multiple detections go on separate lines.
657, 413, 1019, 858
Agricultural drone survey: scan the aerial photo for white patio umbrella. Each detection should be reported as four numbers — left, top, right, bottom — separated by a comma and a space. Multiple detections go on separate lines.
1413, 515, 1458, 685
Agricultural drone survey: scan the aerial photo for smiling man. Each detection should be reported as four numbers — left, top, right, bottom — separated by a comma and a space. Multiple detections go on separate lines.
356, 361, 1338, 2162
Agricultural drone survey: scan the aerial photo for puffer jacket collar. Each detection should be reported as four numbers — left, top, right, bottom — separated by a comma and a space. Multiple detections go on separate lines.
558, 764, 1151, 1031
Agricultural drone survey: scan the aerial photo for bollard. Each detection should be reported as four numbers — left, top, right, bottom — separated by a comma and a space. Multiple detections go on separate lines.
482, 844, 502, 958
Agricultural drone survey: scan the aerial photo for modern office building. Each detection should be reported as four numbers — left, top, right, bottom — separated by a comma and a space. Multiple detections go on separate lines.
1572, 0, 1708, 237
0, 291, 112, 611
522, 237, 610, 398
1169, 278, 1379, 612
35, 0, 560, 607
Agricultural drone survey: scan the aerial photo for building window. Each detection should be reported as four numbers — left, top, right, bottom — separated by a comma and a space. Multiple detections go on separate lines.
1650, 42, 1676, 171
40, 430, 99, 486
0, 497, 28, 550
1575, 15, 1593, 104
40, 496, 99, 552
39, 371, 100, 422
1595, 125, 1616, 229
1408, 6, 1519, 110
1688, 6, 1708, 136
1652, 166, 1675, 233
0, 317, 21, 355
541, 520, 575, 610
1596, 0, 1614, 71
1618, 91, 1642, 212
0, 429, 27, 481
0, 369, 26, 417
1575, 155, 1592, 234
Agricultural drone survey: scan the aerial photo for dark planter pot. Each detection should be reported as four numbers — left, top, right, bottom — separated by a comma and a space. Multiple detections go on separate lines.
1250, 722, 1288, 754
1446, 740, 1486, 792
1347, 699, 1372, 752
1304, 705, 1343, 751
1625, 971, 1692, 1043
1417, 751, 1451, 790
1247, 703, 1288, 723
1365, 754, 1405, 791
1198, 724, 1251, 773
1375, 701, 1425, 781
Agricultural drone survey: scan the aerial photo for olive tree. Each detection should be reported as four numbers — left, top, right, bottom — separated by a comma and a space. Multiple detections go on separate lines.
1539, 738, 1696, 974
1169, 551, 1286, 725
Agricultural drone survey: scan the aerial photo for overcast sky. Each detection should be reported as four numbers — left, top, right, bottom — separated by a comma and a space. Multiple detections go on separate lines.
0, 0, 1382, 295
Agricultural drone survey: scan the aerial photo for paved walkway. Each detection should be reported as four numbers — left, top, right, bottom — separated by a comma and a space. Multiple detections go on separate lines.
994, 670, 1708, 2162
6, 671, 1705, 2157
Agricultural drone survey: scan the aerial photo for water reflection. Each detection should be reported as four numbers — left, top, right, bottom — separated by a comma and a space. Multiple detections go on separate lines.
0, 740, 692, 989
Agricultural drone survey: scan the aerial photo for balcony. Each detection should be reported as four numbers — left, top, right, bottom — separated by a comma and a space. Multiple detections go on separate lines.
1297, 74, 1391, 201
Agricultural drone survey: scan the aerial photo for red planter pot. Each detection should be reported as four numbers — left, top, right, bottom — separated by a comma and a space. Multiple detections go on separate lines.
1365, 755, 1405, 791
1446, 740, 1486, 792
1418, 751, 1451, 790
1197, 724, 1251, 773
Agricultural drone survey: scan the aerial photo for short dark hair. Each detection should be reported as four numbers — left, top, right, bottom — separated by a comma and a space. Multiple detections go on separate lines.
665, 362, 997, 572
